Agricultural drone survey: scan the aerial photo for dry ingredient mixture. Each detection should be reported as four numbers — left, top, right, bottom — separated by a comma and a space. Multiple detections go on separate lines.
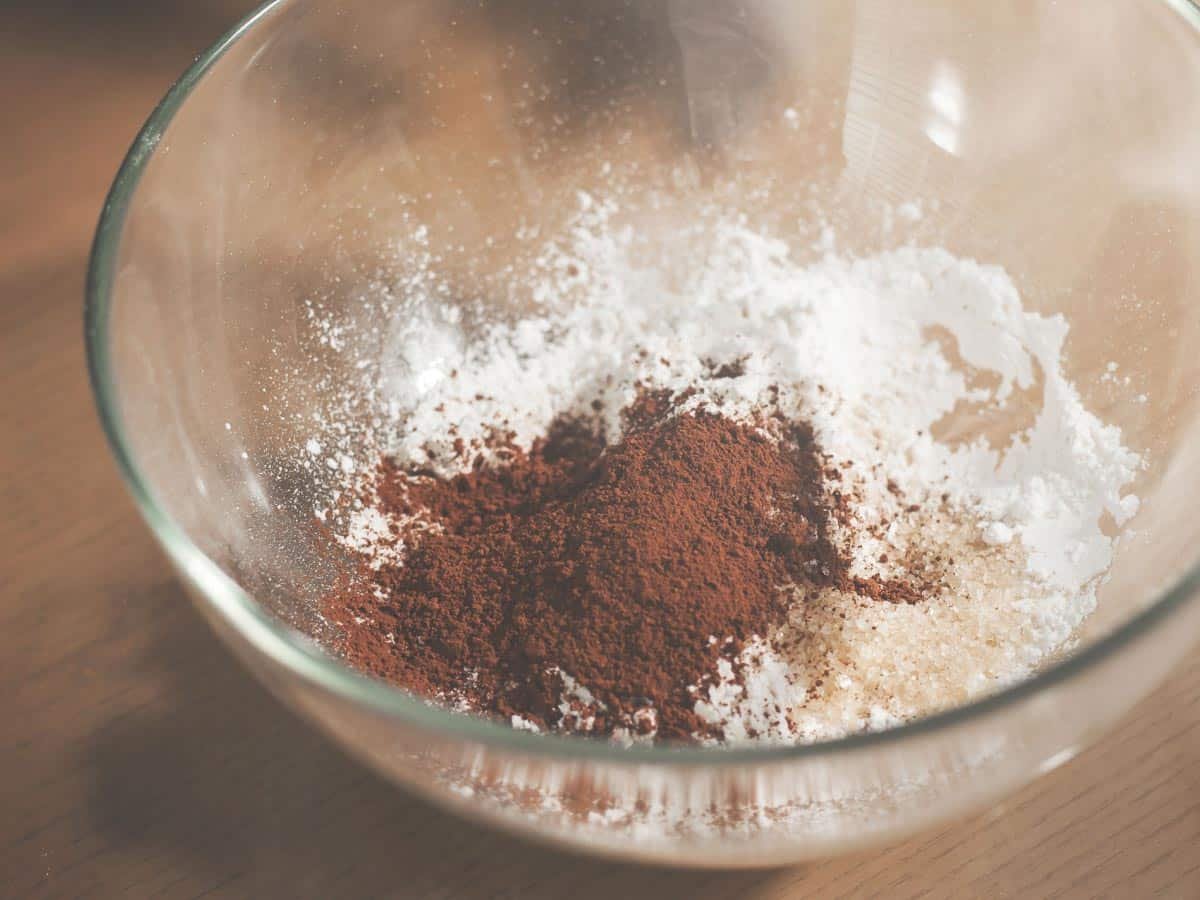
328, 390, 936, 741
311, 195, 1143, 746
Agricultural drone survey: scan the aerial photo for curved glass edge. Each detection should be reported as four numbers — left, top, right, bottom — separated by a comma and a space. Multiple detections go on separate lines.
84, 0, 1200, 766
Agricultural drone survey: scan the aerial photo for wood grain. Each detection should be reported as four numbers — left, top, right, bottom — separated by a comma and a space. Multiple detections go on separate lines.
3, 3, 1200, 897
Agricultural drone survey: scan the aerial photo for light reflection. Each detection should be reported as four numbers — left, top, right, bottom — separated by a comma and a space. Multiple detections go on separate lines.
926, 62, 964, 155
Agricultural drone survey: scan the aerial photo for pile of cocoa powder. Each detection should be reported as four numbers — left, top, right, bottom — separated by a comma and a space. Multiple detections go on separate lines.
324, 390, 934, 742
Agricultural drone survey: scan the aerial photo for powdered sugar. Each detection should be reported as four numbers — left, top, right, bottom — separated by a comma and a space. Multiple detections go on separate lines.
312, 192, 1142, 745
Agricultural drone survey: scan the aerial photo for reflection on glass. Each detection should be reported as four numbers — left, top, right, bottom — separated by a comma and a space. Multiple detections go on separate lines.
926, 62, 963, 155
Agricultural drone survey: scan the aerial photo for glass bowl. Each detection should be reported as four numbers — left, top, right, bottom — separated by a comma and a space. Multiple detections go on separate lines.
87, 0, 1200, 866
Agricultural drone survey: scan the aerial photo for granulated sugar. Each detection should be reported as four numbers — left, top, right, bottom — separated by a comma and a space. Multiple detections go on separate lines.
313, 193, 1142, 745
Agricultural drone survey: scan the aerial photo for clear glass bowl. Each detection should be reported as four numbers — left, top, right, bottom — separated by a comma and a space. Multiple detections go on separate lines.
87, 0, 1200, 866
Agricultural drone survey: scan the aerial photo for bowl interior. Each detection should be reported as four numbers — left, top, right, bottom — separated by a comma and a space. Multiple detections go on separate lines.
96, 0, 1200, 747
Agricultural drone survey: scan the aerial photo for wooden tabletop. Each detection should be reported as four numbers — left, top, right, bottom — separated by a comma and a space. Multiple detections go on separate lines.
4, 3, 1200, 897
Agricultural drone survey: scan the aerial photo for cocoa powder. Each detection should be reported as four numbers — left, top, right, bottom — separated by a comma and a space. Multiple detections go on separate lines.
324, 391, 927, 742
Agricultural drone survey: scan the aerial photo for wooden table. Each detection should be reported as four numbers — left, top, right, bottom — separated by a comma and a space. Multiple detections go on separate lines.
4, 3, 1200, 896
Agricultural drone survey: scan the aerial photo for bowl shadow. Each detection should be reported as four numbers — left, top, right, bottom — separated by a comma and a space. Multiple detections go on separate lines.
82, 582, 789, 897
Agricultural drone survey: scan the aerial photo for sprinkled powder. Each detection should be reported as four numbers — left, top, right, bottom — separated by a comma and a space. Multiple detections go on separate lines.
305, 193, 1142, 746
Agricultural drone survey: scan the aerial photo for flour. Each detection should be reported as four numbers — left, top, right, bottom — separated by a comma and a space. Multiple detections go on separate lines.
318, 192, 1142, 745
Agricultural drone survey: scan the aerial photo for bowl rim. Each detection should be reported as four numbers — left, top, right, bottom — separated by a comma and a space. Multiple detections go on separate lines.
86, 0, 1200, 765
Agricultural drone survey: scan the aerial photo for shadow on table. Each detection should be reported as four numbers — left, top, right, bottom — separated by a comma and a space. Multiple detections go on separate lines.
84, 585, 791, 898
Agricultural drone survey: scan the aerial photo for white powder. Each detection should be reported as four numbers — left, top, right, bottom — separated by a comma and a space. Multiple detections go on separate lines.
318, 193, 1142, 746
